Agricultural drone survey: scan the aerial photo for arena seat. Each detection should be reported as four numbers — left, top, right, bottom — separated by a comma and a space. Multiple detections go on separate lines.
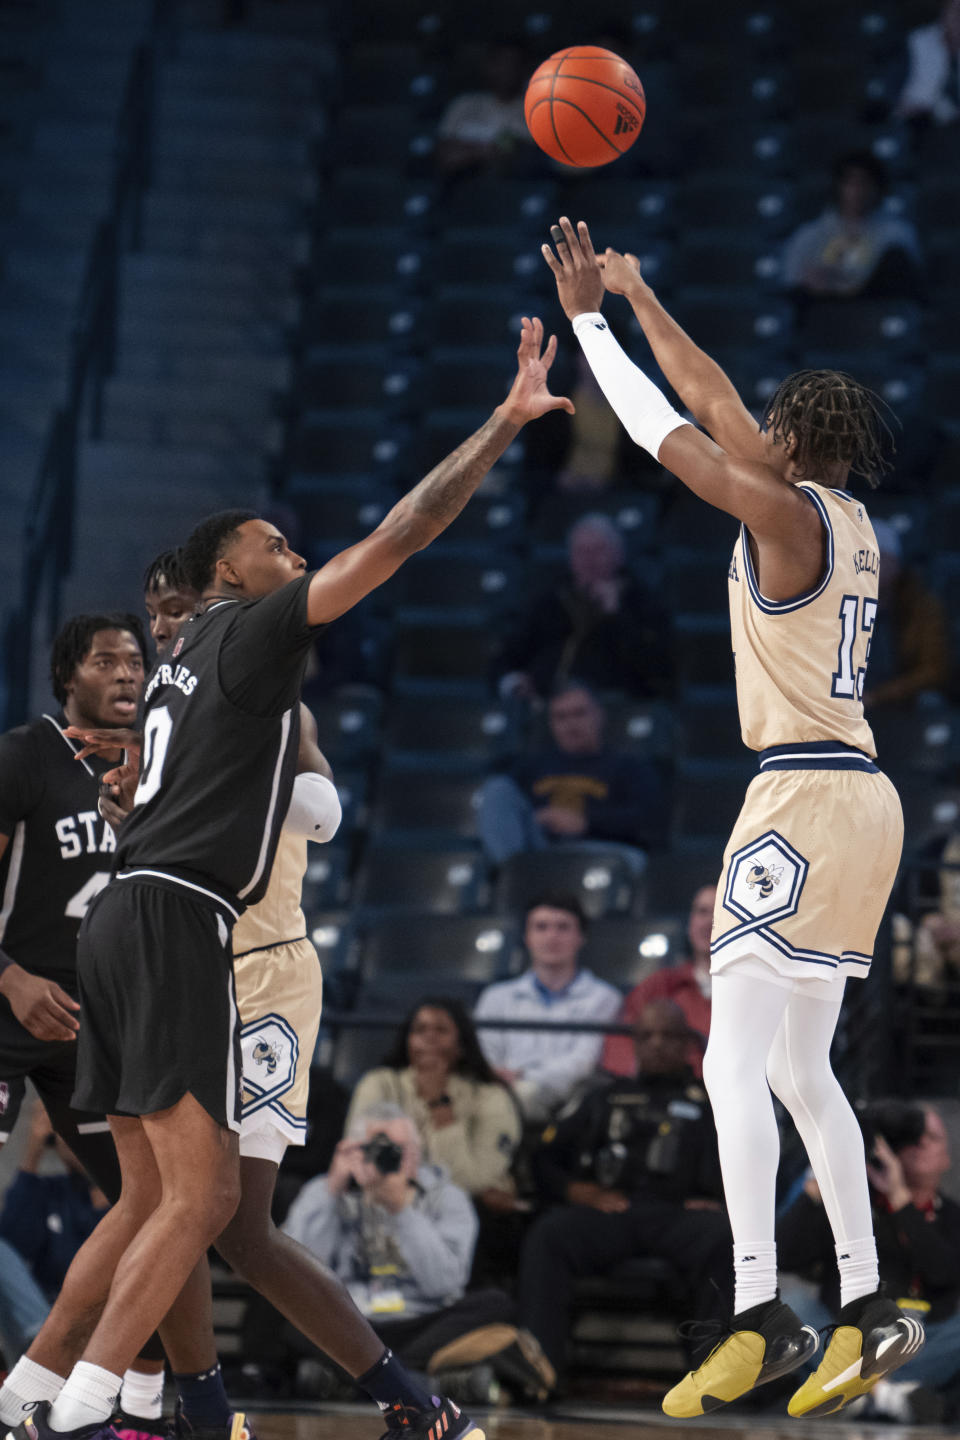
393, 619, 500, 685
662, 549, 730, 616
676, 175, 795, 237
495, 848, 640, 922
300, 845, 351, 913
672, 764, 753, 845
294, 355, 418, 414
303, 289, 425, 355
434, 228, 550, 289
323, 169, 437, 229
797, 300, 924, 358
632, 851, 722, 919
370, 769, 486, 842
577, 915, 687, 989
676, 697, 745, 764
530, 490, 660, 553
354, 844, 489, 916
383, 693, 519, 766
310, 228, 431, 292
304, 689, 382, 766
357, 912, 518, 987
325, 106, 434, 172
440, 176, 558, 232
290, 413, 409, 477
674, 617, 736, 692
602, 699, 676, 766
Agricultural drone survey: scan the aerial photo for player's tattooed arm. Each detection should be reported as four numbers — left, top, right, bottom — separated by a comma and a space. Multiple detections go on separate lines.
305, 317, 572, 626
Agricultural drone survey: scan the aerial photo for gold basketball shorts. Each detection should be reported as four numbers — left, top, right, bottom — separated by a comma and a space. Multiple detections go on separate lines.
233, 935, 323, 1150
711, 742, 903, 988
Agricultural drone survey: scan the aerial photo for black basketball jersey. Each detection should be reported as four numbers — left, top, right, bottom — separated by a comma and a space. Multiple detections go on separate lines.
0, 713, 117, 981
116, 573, 319, 912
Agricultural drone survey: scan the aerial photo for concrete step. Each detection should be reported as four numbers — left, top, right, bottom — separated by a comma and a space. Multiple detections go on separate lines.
77, 439, 267, 489
160, 58, 317, 103
121, 284, 296, 326
124, 252, 291, 296
156, 130, 310, 168
101, 407, 280, 450
152, 154, 315, 199
136, 219, 307, 266
116, 311, 289, 355
157, 92, 318, 135
144, 188, 305, 232
117, 349, 289, 387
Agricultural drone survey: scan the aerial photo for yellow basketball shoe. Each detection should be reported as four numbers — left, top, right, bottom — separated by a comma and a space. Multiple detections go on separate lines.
788, 1288, 925, 1417
662, 1297, 819, 1418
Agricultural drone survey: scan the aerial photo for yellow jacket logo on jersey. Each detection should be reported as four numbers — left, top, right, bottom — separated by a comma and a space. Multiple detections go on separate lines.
745, 862, 783, 898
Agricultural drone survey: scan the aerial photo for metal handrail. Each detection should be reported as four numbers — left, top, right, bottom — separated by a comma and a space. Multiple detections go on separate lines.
2, 37, 158, 727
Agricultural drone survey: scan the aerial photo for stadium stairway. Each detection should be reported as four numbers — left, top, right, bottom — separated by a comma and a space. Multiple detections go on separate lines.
0, 0, 153, 615
58, 1, 333, 621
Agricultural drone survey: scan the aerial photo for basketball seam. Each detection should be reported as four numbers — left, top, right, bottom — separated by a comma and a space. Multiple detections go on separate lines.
547, 63, 575, 165
557, 49, 645, 112
535, 72, 645, 111
528, 96, 629, 158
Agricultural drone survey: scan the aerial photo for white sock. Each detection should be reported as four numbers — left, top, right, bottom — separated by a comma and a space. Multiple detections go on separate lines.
836, 1236, 879, 1309
733, 1240, 778, 1314
48, 1362, 122, 1432
119, 1370, 164, 1421
0, 1358, 66, 1426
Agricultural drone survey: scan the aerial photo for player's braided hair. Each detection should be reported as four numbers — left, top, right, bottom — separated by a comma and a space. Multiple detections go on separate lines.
50, 612, 149, 704
762, 369, 895, 488
143, 547, 193, 597
180, 509, 259, 593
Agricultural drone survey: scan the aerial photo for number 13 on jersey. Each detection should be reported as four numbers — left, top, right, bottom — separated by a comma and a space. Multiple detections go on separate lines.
832, 594, 878, 700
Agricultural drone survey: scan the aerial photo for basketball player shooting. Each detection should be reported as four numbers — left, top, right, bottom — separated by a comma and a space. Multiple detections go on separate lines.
542, 216, 923, 1418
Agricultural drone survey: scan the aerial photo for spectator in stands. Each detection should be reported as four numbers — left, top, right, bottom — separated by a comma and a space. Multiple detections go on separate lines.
282, 1103, 554, 1404
778, 1100, 960, 1423
781, 150, 922, 302
474, 895, 622, 1122
0, 1238, 49, 1366
0, 1099, 110, 1301
435, 38, 535, 179
902, 830, 960, 988
862, 520, 952, 710
516, 1000, 729, 1389
344, 997, 522, 1211
495, 514, 674, 701
479, 680, 668, 869
603, 884, 716, 1078
896, 0, 960, 129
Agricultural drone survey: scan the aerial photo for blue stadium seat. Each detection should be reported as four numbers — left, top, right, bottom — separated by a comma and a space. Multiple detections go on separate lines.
674, 233, 785, 296
296, 355, 418, 414
311, 229, 431, 292
671, 292, 794, 351
353, 845, 489, 916
385, 549, 521, 623
434, 228, 550, 290
291, 413, 410, 478
632, 851, 721, 920
324, 169, 436, 229
672, 762, 752, 845
676, 175, 795, 237
370, 770, 486, 842
304, 289, 425, 355
530, 490, 660, 553
393, 619, 500, 685
440, 177, 558, 232
325, 106, 435, 172
797, 301, 924, 358
662, 549, 731, 616
306, 689, 382, 766
301, 845, 352, 912
578, 915, 687, 989
603, 700, 676, 766
357, 913, 518, 987
495, 848, 640, 922
677, 697, 745, 764
383, 694, 519, 767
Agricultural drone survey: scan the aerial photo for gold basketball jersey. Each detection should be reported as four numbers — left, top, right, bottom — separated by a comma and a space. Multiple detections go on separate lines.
232, 829, 307, 955
728, 482, 879, 755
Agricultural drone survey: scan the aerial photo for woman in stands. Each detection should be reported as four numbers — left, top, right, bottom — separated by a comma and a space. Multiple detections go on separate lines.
344, 997, 521, 1208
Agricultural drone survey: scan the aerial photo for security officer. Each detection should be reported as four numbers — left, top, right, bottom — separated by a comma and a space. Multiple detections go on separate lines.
517, 999, 732, 1385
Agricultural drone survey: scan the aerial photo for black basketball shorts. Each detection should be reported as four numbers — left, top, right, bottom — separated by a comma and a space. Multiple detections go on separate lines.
73, 875, 242, 1131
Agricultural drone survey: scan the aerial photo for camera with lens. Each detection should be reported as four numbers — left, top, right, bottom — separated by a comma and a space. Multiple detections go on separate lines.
361, 1131, 404, 1175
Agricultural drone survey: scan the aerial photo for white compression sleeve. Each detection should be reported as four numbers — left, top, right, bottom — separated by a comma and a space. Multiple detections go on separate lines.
571, 311, 691, 459
284, 771, 342, 842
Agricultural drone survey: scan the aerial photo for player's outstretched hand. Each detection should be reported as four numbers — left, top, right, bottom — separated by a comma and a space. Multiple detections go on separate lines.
65, 725, 141, 762
501, 316, 574, 424
0, 967, 80, 1042
598, 247, 648, 301
541, 216, 605, 320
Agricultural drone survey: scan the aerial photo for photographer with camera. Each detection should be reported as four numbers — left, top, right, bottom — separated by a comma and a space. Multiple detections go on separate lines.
515, 1000, 731, 1388
280, 1104, 554, 1403
778, 1100, 960, 1422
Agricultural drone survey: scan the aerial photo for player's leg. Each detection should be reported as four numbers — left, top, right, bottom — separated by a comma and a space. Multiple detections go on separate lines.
0, 1112, 162, 1428
662, 969, 819, 1417
767, 988, 926, 1416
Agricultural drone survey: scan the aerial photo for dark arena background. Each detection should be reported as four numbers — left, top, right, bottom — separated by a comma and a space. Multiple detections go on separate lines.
1, 0, 959, 1436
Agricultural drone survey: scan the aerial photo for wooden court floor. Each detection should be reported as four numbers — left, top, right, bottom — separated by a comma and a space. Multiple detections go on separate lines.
254, 1402, 953, 1439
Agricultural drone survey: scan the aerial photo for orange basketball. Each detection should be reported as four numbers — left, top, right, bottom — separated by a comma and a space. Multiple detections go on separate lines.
524, 46, 645, 168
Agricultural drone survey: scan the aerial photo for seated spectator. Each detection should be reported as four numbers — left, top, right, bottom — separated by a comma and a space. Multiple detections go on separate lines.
781, 150, 921, 302
494, 514, 674, 701
474, 895, 622, 1122
0, 1237, 49, 1366
479, 681, 668, 869
778, 1100, 960, 1423
902, 831, 960, 988
862, 520, 952, 711
896, 0, 960, 129
281, 1103, 553, 1404
603, 884, 716, 1078
0, 1100, 110, 1302
344, 997, 522, 1211
517, 1000, 730, 1390
435, 39, 535, 180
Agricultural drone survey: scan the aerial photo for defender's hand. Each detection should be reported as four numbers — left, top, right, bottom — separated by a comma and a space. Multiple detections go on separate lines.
101, 761, 139, 815
599, 247, 648, 301
541, 217, 605, 320
499, 316, 574, 426
0, 965, 80, 1041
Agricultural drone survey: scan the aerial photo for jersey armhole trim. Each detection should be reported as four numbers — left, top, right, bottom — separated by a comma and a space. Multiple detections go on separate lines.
740, 485, 835, 616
